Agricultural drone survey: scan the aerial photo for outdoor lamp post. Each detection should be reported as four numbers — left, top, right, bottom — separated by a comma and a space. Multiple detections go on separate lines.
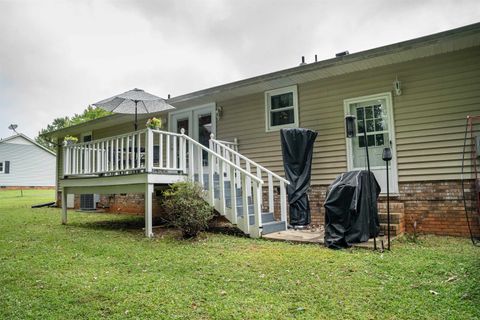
382, 147, 393, 250
345, 114, 377, 250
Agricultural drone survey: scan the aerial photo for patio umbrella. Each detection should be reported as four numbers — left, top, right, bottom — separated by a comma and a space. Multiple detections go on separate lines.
93, 88, 174, 130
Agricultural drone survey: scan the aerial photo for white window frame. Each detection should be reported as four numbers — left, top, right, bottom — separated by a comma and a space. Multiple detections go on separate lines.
0, 161, 4, 173
265, 85, 299, 132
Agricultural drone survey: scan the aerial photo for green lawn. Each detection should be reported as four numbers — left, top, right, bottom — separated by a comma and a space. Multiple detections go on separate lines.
0, 190, 479, 319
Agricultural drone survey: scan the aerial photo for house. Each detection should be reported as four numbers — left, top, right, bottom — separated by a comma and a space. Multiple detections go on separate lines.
44, 23, 480, 238
0, 133, 56, 189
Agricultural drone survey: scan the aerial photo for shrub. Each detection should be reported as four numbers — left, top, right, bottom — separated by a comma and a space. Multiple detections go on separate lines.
162, 181, 214, 238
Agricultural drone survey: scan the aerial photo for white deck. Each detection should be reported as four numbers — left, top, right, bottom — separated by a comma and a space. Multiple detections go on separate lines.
60, 128, 290, 239
60, 172, 185, 194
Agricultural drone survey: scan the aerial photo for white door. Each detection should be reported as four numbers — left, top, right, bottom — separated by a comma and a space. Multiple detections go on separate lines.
169, 104, 216, 166
170, 104, 216, 143
344, 93, 398, 194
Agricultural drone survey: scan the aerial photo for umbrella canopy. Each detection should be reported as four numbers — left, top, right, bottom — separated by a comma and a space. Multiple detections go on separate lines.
93, 88, 174, 130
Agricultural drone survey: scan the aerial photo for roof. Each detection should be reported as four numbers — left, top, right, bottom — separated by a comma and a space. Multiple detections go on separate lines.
168, 22, 480, 108
0, 133, 56, 156
44, 22, 480, 138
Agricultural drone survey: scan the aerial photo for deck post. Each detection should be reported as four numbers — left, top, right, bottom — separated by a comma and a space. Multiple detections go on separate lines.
146, 130, 153, 173
145, 183, 154, 238
61, 188, 67, 225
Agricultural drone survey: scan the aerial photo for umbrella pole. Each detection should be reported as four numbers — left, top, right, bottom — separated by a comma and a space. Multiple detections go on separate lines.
134, 101, 138, 131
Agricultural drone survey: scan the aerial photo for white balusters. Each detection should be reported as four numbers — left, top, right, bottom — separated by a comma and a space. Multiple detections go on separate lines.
280, 181, 287, 222
209, 136, 290, 233
158, 132, 163, 168
252, 181, 263, 238
208, 152, 214, 205
219, 159, 225, 214
146, 129, 153, 172
229, 165, 237, 224
268, 173, 274, 213
188, 140, 194, 178
241, 174, 250, 234
137, 132, 141, 169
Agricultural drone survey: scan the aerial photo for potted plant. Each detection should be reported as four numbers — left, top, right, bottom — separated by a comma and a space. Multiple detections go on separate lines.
146, 117, 162, 130
63, 135, 78, 146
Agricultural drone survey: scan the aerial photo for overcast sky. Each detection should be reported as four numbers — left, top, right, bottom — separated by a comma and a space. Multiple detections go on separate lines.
0, 0, 478, 139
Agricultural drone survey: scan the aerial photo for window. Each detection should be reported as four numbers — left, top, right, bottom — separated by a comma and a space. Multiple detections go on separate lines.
265, 85, 299, 131
0, 161, 7, 174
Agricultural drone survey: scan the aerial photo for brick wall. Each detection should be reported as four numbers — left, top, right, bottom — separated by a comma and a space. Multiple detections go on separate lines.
263, 180, 478, 237
398, 180, 479, 237
56, 189, 167, 218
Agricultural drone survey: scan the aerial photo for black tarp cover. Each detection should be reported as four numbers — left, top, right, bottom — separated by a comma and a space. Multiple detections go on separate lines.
324, 170, 381, 249
280, 128, 318, 226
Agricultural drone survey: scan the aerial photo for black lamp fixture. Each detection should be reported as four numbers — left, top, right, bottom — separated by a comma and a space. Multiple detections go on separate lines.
345, 115, 356, 138
345, 114, 377, 250
382, 147, 393, 250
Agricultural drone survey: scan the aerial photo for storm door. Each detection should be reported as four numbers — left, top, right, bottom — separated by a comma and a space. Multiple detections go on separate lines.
344, 93, 398, 194
170, 104, 216, 167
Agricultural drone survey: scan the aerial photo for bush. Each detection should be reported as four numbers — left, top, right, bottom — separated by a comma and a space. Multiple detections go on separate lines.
162, 181, 214, 238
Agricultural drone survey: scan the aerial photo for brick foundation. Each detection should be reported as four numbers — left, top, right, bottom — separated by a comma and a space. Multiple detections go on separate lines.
56, 188, 168, 219
56, 180, 479, 237
398, 180, 479, 237
264, 180, 478, 237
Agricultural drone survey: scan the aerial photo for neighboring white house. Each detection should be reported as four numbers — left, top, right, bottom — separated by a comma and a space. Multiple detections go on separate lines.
0, 133, 56, 188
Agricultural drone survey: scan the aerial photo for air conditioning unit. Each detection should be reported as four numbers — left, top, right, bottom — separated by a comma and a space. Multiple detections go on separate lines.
80, 194, 100, 210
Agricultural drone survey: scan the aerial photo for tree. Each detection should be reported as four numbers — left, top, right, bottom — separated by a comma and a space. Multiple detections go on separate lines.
35, 106, 111, 150
70, 105, 111, 126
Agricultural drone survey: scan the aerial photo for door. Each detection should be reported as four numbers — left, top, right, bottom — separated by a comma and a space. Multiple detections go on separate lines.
344, 93, 398, 194
170, 104, 216, 166
171, 104, 215, 142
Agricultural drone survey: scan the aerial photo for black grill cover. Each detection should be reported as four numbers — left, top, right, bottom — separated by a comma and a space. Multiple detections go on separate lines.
324, 170, 381, 249
280, 128, 318, 226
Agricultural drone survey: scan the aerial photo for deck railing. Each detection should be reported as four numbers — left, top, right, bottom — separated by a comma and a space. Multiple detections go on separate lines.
62, 128, 266, 237
63, 129, 185, 176
180, 129, 264, 237
209, 135, 289, 223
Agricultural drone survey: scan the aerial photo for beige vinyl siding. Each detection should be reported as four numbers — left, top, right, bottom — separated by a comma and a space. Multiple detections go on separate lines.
217, 47, 480, 185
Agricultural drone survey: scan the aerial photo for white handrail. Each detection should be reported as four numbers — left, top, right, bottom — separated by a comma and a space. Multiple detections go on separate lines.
210, 136, 289, 221
181, 131, 263, 184
215, 139, 238, 146
210, 136, 289, 185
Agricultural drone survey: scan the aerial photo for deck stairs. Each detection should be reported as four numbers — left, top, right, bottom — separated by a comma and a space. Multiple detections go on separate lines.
200, 173, 287, 235
61, 128, 290, 238
196, 134, 290, 237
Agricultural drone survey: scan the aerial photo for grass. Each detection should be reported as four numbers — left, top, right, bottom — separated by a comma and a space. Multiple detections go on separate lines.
0, 189, 479, 319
